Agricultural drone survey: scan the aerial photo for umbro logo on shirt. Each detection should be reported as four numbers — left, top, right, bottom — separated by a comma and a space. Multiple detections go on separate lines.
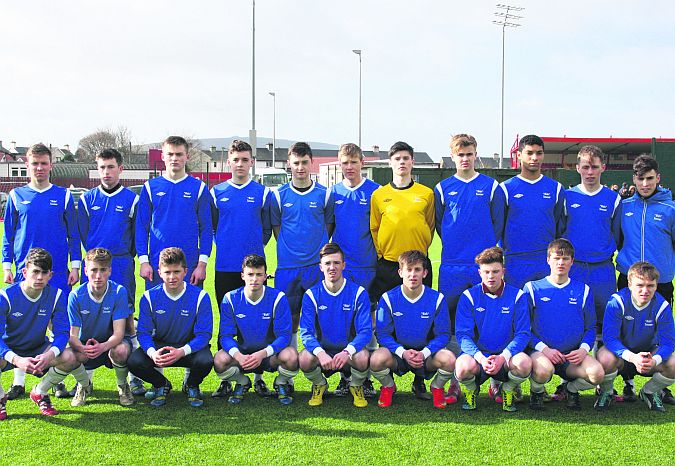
513, 194, 524, 199
11, 312, 22, 317
570, 204, 581, 208
21, 200, 31, 204
624, 315, 634, 321
235, 314, 246, 318
156, 192, 166, 197
318, 305, 328, 310
625, 212, 634, 217
220, 198, 229, 202
383, 198, 392, 203
393, 311, 403, 316
81, 309, 90, 315
335, 200, 344, 204
413, 197, 423, 203
283, 202, 293, 207
540, 297, 551, 302
156, 309, 166, 314
449, 191, 458, 196
92, 206, 101, 210
476, 307, 485, 313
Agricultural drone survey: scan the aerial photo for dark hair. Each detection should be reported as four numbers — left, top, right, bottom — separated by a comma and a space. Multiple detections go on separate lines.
319, 242, 345, 261
475, 247, 504, 266
633, 154, 659, 177
547, 238, 575, 259
242, 254, 267, 272
627, 261, 660, 283
27, 143, 52, 161
96, 148, 123, 165
289, 142, 313, 160
388, 141, 414, 159
25, 247, 52, 271
162, 136, 189, 152
229, 139, 252, 155
338, 143, 362, 160
85, 247, 112, 267
398, 250, 428, 270
518, 135, 544, 151
159, 247, 187, 268
577, 145, 606, 165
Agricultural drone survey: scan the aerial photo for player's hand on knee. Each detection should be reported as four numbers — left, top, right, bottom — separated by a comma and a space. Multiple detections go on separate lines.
565, 348, 587, 366
332, 351, 350, 370
317, 351, 334, 371
542, 347, 565, 365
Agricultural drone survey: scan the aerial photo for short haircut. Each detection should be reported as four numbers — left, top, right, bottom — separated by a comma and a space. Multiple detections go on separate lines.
319, 242, 345, 261
96, 148, 123, 165
288, 142, 313, 160
229, 139, 252, 155
159, 247, 187, 268
475, 247, 504, 266
398, 250, 427, 270
633, 154, 659, 177
338, 143, 363, 160
518, 135, 544, 151
627, 261, 660, 283
25, 247, 52, 271
242, 254, 267, 272
547, 238, 575, 259
450, 134, 477, 154
577, 145, 606, 165
26, 143, 52, 161
162, 136, 189, 152
388, 141, 414, 159
85, 247, 112, 267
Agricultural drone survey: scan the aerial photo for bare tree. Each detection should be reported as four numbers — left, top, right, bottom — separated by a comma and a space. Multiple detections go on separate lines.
77, 126, 136, 162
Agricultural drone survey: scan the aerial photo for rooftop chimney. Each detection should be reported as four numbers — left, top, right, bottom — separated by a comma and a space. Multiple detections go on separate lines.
64, 144, 70, 151
372, 145, 380, 156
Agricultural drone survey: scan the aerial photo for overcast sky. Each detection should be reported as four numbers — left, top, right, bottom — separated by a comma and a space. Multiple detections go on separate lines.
2, 1, 675, 161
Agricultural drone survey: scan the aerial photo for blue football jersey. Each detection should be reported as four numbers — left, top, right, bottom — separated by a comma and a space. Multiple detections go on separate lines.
67, 280, 131, 344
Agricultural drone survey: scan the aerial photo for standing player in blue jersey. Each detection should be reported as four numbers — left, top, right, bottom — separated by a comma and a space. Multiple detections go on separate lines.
136, 136, 213, 289
128, 248, 214, 408
213, 254, 298, 405
435, 134, 505, 404
270, 142, 335, 358
370, 250, 455, 409
77, 148, 145, 396
2, 143, 81, 400
615, 155, 675, 404
595, 262, 675, 412
67, 248, 134, 407
299, 243, 372, 408
498, 135, 565, 289
454, 247, 531, 412
525, 239, 607, 410
0, 248, 79, 419
210, 139, 272, 398
329, 143, 379, 397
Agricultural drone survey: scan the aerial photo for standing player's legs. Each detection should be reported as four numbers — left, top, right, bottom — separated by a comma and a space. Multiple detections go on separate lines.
504, 252, 549, 290
369, 258, 402, 304
574, 260, 616, 341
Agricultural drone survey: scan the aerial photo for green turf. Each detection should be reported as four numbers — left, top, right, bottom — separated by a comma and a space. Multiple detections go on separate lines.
1, 237, 674, 465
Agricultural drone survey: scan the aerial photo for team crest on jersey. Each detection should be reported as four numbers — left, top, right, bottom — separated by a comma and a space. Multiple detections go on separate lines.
645, 319, 654, 327
92, 206, 101, 210
568, 297, 577, 305
11, 312, 22, 317
283, 202, 293, 207
309, 201, 318, 208
476, 307, 485, 313
247, 197, 255, 203
654, 214, 663, 221
183, 192, 192, 199
392, 311, 403, 317
625, 212, 634, 217
359, 199, 367, 205
318, 305, 328, 310
50, 200, 59, 206
156, 309, 166, 315
570, 203, 580, 208
342, 304, 351, 311
624, 315, 634, 321
501, 307, 510, 313
38, 308, 48, 316
542, 192, 551, 199
156, 192, 166, 197
475, 190, 484, 196
235, 313, 246, 318
420, 311, 430, 318
540, 297, 551, 302
103, 306, 111, 313
180, 309, 190, 316
115, 205, 124, 212
599, 204, 608, 212
335, 200, 344, 204
21, 200, 31, 204
262, 312, 271, 320
514, 194, 524, 199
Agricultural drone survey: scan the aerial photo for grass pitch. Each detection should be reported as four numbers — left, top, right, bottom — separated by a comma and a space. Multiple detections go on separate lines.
1, 238, 674, 465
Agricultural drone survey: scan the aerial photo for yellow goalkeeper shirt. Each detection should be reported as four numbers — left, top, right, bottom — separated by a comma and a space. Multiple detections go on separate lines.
370, 181, 435, 261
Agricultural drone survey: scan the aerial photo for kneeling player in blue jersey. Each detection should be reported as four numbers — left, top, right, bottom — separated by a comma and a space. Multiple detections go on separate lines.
0, 248, 79, 419
455, 247, 531, 412
370, 250, 455, 408
67, 248, 134, 407
128, 247, 214, 408
595, 262, 675, 412
525, 239, 607, 410
299, 243, 372, 407
213, 254, 299, 405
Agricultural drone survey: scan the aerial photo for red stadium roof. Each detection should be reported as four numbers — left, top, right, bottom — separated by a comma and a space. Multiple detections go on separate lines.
541, 136, 675, 154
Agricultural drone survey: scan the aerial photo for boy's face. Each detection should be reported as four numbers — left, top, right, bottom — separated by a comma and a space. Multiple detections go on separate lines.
398, 261, 427, 290
451, 145, 477, 171
576, 155, 605, 187
389, 150, 413, 178
96, 157, 122, 188
339, 155, 363, 183
628, 274, 657, 307
518, 144, 544, 174
288, 153, 311, 182
242, 265, 266, 293
22, 263, 53, 290
227, 151, 253, 180
478, 262, 504, 291
162, 143, 189, 173
85, 260, 111, 293
319, 252, 345, 284
159, 263, 187, 291
547, 251, 573, 276
633, 169, 660, 198
26, 153, 53, 183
